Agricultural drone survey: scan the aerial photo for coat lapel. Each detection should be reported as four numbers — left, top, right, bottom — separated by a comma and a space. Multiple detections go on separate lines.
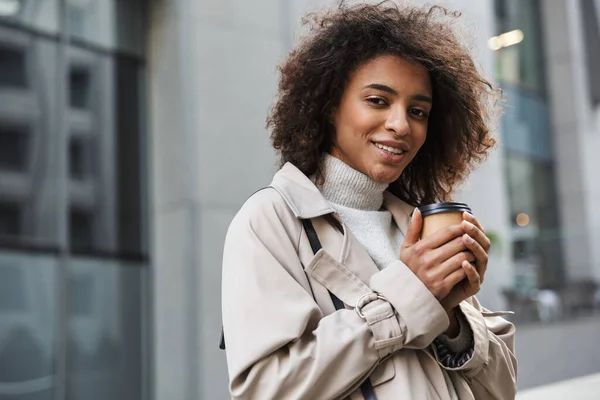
271, 162, 417, 286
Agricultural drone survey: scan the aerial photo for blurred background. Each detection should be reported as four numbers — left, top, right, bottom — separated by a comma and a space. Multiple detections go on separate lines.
0, 0, 599, 399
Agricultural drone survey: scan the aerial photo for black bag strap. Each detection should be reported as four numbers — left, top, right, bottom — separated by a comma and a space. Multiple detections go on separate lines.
301, 219, 346, 310
301, 219, 377, 400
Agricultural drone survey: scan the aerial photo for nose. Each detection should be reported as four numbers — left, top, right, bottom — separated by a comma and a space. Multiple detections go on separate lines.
384, 109, 410, 137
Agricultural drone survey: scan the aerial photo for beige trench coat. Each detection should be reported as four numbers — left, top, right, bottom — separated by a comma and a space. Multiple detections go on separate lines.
222, 162, 517, 400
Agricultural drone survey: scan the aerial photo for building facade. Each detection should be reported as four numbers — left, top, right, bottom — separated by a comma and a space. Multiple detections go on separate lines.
0, 1, 148, 399
0, 0, 599, 399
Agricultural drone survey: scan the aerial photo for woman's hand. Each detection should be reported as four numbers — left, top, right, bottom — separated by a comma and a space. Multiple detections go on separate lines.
439, 212, 490, 311
400, 209, 475, 301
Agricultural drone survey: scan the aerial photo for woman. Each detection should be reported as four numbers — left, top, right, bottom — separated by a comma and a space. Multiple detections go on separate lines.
222, 3, 517, 399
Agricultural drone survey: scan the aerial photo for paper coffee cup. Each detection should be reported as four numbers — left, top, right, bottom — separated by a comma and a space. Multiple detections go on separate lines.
418, 202, 472, 239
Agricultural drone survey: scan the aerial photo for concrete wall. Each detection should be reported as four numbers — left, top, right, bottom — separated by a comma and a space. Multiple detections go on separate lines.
148, 0, 286, 398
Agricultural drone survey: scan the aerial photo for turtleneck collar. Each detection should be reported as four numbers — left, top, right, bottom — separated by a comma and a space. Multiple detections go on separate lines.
319, 153, 389, 211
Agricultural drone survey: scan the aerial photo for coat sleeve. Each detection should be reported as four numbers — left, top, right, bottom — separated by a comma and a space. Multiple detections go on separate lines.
431, 296, 518, 399
221, 191, 449, 400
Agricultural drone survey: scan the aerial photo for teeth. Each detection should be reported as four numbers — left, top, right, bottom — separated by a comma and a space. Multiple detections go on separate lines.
374, 143, 405, 155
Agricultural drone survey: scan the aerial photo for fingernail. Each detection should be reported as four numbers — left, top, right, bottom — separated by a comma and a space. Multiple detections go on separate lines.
412, 208, 419, 220
463, 233, 474, 243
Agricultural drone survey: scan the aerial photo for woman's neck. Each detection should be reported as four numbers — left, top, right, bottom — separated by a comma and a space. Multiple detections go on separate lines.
319, 154, 388, 211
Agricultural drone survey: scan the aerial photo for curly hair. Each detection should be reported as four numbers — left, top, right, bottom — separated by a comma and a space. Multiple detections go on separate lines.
267, 2, 500, 206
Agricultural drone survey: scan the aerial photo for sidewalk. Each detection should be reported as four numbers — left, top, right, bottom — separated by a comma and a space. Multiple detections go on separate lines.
515, 314, 600, 389
517, 373, 600, 399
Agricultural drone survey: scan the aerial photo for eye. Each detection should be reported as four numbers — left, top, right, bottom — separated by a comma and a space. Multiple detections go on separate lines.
366, 97, 388, 106
409, 108, 428, 118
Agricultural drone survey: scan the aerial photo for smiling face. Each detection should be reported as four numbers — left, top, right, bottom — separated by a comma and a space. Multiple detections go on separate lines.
330, 55, 432, 184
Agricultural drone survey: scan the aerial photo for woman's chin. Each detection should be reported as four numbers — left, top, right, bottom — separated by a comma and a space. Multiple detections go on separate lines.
369, 169, 403, 184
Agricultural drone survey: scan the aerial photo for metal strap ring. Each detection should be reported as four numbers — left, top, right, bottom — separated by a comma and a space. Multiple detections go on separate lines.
354, 292, 388, 319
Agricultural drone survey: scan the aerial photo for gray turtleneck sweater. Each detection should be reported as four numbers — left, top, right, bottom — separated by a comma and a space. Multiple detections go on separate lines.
318, 154, 473, 399
319, 155, 404, 270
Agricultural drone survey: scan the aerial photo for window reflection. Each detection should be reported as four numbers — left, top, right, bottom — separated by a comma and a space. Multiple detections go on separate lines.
580, 0, 600, 105
68, 135, 94, 180
0, 251, 57, 399
69, 207, 94, 252
63, 45, 145, 256
0, 44, 27, 88
66, 259, 143, 399
494, 0, 546, 94
0, 0, 59, 34
0, 125, 29, 171
0, 2, 147, 398
0, 201, 22, 236
66, 0, 145, 56
495, 0, 565, 324
0, 25, 61, 246
69, 66, 91, 110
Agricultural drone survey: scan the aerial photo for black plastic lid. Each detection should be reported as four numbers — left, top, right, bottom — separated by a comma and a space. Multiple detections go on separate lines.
418, 202, 472, 217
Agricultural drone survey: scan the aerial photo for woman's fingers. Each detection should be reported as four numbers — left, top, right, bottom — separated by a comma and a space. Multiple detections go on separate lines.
419, 223, 465, 249
419, 250, 472, 299
462, 220, 491, 251
461, 233, 488, 282
430, 236, 468, 264
443, 265, 467, 288
426, 251, 474, 299
461, 216, 490, 284
437, 250, 475, 276
463, 212, 484, 232
403, 208, 423, 248
439, 261, 481, 310
401, 210, 489, 303
462, 260, 481, 291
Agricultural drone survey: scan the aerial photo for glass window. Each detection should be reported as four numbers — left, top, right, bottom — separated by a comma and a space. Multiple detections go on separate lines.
494, 0, 546, 95
0, 201, 22, 235
0, 251, 58, 400
0, 0, 60, 34
0, 26, 61, 247
114, 56, 145, 256
65, 45, 146, 256
500, 86, 552, 160
66, 0, 145, 56
496, 0, 564, 294
69, 207, 94, 251
69, 135, 95, 180
0, 125, 29, 171
69, 66, 91, 110
0, 2, 147, 399
0, 44, 27, 88
66, 259, 144, 400
505, 154, 564, 288
580, 0, 600, 105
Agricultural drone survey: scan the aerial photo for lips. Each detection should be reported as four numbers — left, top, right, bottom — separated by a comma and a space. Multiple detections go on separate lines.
374, 142, 404, 155
372, 140, 410, 155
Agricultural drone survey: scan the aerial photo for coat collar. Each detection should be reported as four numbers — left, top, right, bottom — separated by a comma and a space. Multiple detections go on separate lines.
270, 162, 416, 235
270, 162, 335, 219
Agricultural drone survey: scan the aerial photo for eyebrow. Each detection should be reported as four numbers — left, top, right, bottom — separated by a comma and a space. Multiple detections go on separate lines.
365, 83, 433, 103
